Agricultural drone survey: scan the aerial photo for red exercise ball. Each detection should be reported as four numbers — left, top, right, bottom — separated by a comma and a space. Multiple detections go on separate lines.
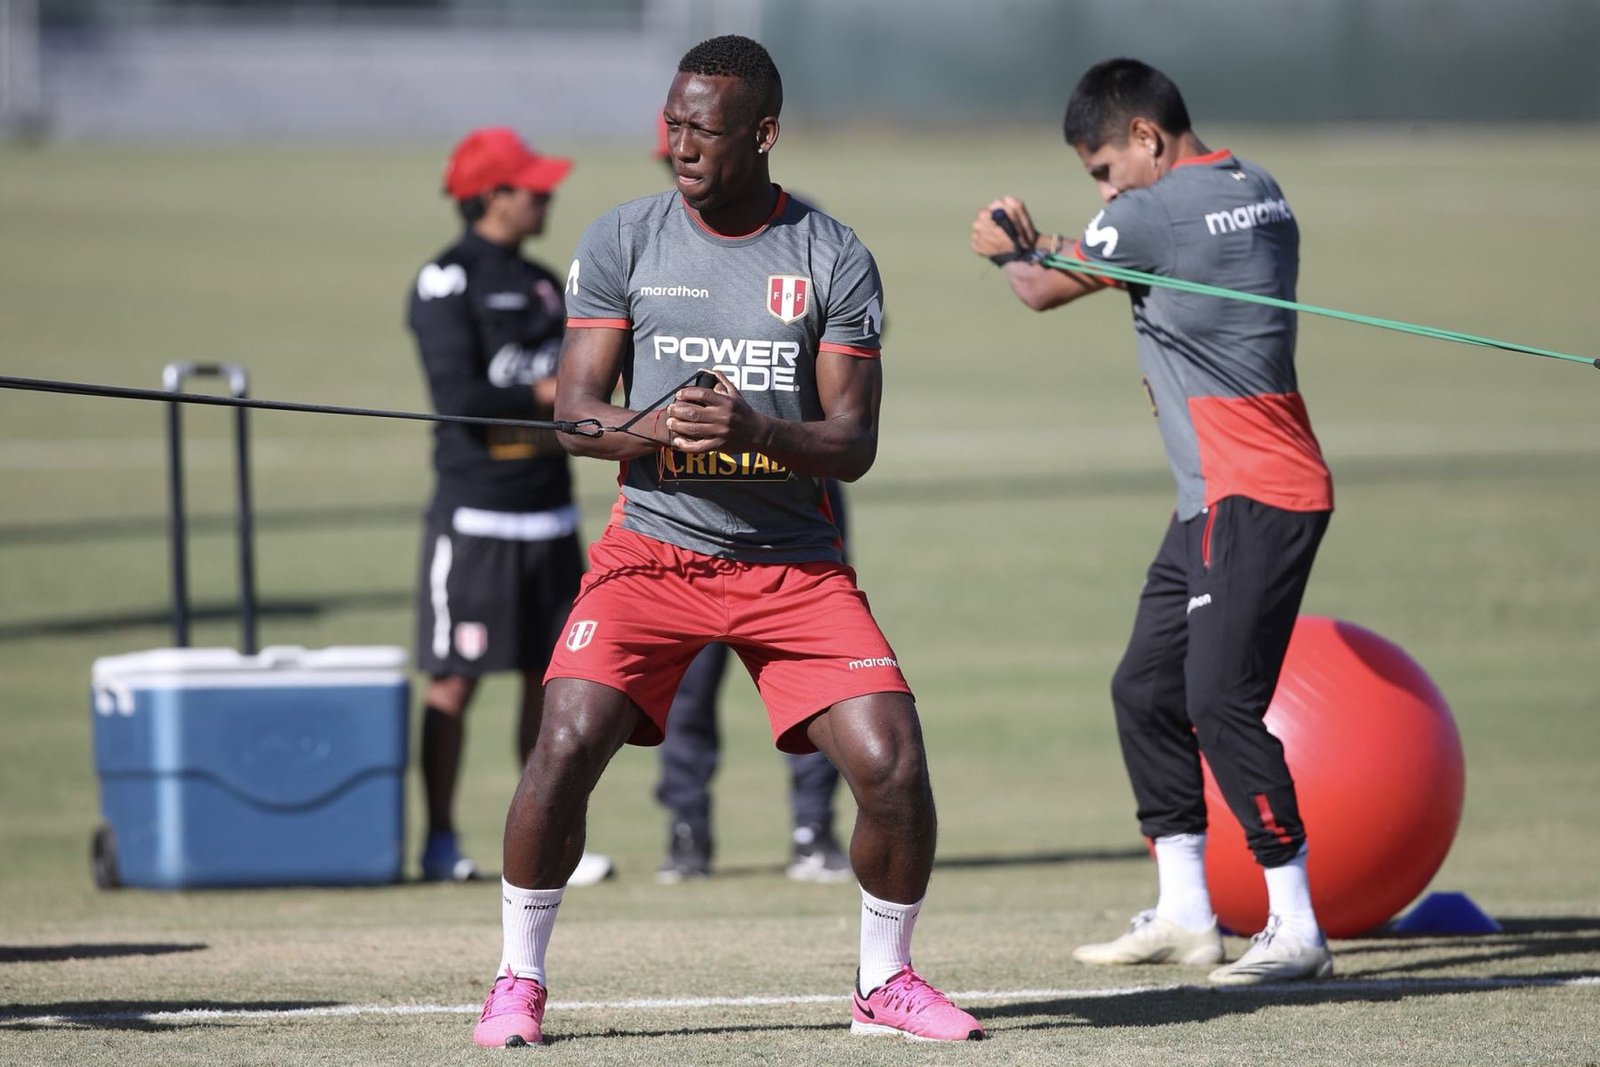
1200, 616, 1464, 939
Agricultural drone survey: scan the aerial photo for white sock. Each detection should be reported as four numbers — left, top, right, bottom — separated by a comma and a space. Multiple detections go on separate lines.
500, 877, 565, 985
1153, 832, 1215, 931
1263, 845, 1323, 945
858, 888, 921, 993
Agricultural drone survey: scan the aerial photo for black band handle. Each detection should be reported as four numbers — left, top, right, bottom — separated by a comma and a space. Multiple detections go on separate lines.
990, 207, 1029, 254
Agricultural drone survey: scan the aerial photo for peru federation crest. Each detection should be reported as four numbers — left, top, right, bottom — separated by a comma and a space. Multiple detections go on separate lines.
453, 621, 488, 661
564, 619, 597, 652
767, 274, 810, 324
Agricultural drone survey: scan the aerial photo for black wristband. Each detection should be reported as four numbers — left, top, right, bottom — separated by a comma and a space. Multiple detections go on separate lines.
989, 249, 1042, 267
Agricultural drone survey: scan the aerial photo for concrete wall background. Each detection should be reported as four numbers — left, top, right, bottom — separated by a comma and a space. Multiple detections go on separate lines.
5, 0, 1598, 141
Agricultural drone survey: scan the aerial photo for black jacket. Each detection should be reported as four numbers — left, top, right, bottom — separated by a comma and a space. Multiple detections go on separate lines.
407, 229, 573, 513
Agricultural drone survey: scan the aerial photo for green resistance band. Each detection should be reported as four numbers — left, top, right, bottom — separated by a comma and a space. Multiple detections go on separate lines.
1036, 252, 1599, 371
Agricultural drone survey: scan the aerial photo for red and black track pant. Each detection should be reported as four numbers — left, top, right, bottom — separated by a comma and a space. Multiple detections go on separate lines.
1109, 496, 1330, 868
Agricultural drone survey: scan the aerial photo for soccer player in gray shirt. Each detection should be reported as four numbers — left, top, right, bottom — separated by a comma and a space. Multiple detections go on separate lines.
470, 35, 983, 1047
972, 57, 1335, 985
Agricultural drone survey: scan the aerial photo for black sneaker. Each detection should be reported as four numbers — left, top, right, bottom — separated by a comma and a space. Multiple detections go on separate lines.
787, 824, 852, 883
656, 820, 711, 884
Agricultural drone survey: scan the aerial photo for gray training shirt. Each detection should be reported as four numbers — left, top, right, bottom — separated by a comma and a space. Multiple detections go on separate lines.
564, 188, 885, 563
1072, 149, 1332, 521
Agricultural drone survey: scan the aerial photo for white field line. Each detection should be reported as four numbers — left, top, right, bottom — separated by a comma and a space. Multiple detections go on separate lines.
5, 975, 1597, 1028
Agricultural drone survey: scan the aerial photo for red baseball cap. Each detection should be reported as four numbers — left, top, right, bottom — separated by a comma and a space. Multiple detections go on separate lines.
443, 127, 572, 200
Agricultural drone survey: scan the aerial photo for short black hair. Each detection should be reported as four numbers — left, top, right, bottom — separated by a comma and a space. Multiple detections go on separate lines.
1062, 58, 1191, 151
677, 34, 783, 122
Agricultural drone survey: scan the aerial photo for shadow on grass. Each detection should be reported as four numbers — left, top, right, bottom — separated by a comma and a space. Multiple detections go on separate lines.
432, 846, 1149, 888
0, 447, 1590, 551
978, 916, 1600, 1032
1323, 916, 1600, 977
0, 943, 206, 964
4, 450, 1590, 640
0, 1000, 340, 1033
0, 503, 419, 548
547, 1020, 844, 1044
934, 846, 1148, 870
406, 844, 1152, 889
979, 966, 1600, 1031
0, 590, 409, 640
703, 846, 1150, 879
852, 451, 1598, 509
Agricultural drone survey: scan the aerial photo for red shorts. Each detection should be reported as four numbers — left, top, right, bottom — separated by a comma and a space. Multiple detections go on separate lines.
545, 525, 912, 753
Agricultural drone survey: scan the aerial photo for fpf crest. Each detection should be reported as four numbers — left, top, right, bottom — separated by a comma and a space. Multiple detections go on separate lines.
767, 274, 810, 324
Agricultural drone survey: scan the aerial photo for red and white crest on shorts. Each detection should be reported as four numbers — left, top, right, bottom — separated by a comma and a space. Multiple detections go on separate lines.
453, 621, 488, 661
767, 274, 810, 324
564, 619, 597, 652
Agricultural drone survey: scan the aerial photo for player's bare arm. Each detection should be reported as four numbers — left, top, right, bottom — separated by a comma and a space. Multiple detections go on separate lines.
666, 353, 880, 482
553, 325, 667, 461
972, 197, 1106, 312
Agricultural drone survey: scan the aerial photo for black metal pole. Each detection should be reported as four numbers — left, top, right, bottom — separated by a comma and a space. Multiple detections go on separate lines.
228, 370, 258, 655
163, 370, 190, 648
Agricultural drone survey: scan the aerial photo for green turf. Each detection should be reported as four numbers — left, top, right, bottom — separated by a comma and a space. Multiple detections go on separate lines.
1, 128, 1597, 1065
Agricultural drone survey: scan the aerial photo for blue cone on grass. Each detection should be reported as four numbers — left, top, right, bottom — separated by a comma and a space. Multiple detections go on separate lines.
1390, 891, 1501, 934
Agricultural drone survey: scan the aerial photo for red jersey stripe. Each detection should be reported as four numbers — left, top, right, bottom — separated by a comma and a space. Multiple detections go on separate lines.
567, 317, 631, 329
1188, 392, 1333, 513
819, 342, 881, 359
1172, 148, 1233, 170
1069, 239, 1122, 290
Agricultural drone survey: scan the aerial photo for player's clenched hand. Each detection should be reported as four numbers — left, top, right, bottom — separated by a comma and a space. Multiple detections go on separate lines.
665, 371, 757, 452
971, 197, 1040, 258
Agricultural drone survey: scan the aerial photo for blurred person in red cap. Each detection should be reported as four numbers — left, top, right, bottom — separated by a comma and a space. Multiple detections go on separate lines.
407, 126, 611, 889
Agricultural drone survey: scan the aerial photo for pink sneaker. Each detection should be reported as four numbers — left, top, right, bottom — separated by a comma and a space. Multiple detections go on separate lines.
851, 966, 984, 1042
472, 967, 546, 1048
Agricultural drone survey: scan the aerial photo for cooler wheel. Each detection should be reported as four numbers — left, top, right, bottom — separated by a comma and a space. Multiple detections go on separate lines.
92, 823, 120, 889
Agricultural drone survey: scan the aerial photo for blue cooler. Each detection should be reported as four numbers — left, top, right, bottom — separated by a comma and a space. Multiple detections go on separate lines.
89, 645, 409, 889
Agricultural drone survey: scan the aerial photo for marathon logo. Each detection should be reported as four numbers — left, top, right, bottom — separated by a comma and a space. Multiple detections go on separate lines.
659, 448, 792, 482
651, 335, 801, 393
847, 656, 899, 671
1204, 197, 1293, 236
637, 284, 710, 298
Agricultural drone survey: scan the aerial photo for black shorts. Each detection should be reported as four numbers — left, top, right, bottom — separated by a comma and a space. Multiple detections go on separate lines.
414, 507, 585, 677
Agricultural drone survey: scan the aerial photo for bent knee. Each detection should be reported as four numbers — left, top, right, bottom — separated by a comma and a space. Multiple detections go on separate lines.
537, 681, 638, 764
838, 727, 929, 802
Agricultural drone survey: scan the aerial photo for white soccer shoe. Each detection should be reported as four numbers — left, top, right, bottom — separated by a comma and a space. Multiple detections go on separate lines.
1072, 909, 1226, 966
566, 850, 615, 888
1207, 915, 1333, 985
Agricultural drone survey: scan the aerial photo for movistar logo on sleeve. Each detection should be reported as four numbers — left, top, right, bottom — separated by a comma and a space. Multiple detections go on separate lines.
1084, 210, 1119, 257
861, 294, 883, 339
417, 263, 466, 300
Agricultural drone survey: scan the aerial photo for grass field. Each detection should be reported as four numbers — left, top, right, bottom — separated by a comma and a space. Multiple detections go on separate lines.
1, 127, 1598, 1065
